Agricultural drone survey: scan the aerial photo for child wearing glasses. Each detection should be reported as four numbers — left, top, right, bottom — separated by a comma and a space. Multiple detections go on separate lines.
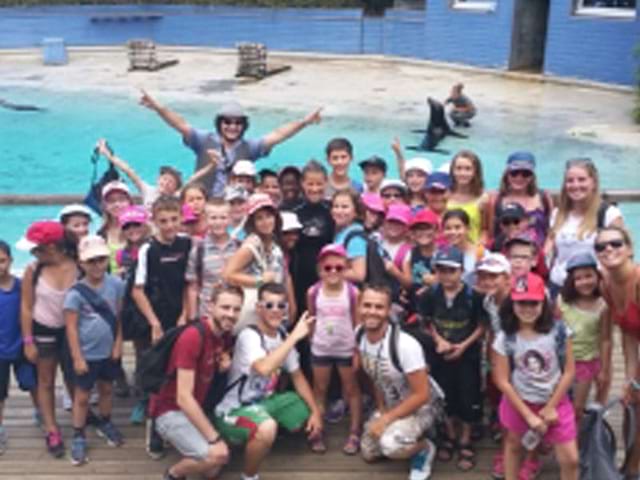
306, 244, 361, 454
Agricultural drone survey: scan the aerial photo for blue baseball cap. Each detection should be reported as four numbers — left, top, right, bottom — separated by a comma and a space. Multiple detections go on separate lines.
566, 252, 598, 272
507, 151, 536, 172
432, 246, 464, 269
426, 171, 451, 191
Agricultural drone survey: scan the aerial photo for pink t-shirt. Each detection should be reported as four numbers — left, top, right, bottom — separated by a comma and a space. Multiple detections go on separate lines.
311, 283, 355, 358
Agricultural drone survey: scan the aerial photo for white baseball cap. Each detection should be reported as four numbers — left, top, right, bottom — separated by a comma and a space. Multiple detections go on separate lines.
281, 211, 303, 232
405, 157, 433, 176
232, 160, 256, 177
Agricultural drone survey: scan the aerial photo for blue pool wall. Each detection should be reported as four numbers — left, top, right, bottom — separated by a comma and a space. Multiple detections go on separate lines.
0, 4, 637, 85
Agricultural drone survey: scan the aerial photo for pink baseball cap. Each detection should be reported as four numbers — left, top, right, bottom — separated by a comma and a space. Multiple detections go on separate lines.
385, 203, 412, 225
317, 243, 347, 261
118, 205, 148, 228
246, 193, 276, 217
361, 192, 385, 214
181, 203, 198, 224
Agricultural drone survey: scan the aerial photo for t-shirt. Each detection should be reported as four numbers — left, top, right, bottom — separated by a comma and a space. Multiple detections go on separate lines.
135, 235, 192, 330
215, 326, 299, 415
492, 325, 571, 404
558, 296, 605, 361
63, 275, 124, 361
549, 205, 622, 286
140, 181, 159, 211
335, 223, 367, 260
0, 277, 22, 359
184, 129, 269, 197
150, 320, 233, 418
358, 325, 426, 408
324, 178, 363, 201
419, 283, 488, 344
410, 246, 433, 288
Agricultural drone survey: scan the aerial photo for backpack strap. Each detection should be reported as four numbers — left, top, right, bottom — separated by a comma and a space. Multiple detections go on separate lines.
346, 282, 357, 326
71, 282, 118, 336
505, 333, 517, 373
554, 321, 567, 372
388, 322, 403, 373
308, 281, 322, 316
393, 243, 412, 269
343, 228, 367, 251
195, 240, 205, 289
539, 189, 552, 218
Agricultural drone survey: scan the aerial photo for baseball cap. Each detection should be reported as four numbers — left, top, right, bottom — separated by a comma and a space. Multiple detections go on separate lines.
232, 160, 256, 177
359, 155, 387, 173
385, 203, 412, 225
181, 204, 198, 224
16, 221, 65, 251
405, 157, 433, 176
380, 179, 407, 194
102, 180, 131, 200
281, 211, 303, 232
566, 252, 598, 272
426, 172, 451, 191
118, 205, 148, 228
507, 151, 536, 172
217, 101, 247, 119
361, 192, 385, 214
410, 209, 439, 228
318, 243, 347, 261
476, 253, 511, 274
511, 273, 545, 301
78, 235, 110, 262
499, 203, 526, 221
246, 193, 275, 216
432, 246, 464, 269
58, 204, 93, 222
224, 185, 249, 202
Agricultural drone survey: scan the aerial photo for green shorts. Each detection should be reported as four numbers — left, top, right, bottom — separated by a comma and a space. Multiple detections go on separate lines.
214, 391, 310, 445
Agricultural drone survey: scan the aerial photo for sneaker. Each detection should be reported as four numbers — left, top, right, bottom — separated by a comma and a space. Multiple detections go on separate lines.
46, 430, 65, 458
492, 451, 505, 479
70, 435, 88, 466
95, 420, 124, 447
146, 419, 165, 460
63, 390, 73, 411
518, 457, 542, 480
409, 439, 436, 480
163, 469, 186, 480
325, 399, 346, 424
129, 401, 146, 425
0, 426, 7, 455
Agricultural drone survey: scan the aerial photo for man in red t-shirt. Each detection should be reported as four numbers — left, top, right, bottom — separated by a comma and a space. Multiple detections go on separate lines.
149, 284, 244, 480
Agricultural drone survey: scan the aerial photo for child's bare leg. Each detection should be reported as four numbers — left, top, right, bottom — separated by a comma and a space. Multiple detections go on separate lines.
96, 380, 113, 419
311, 365, 331, 417
72, 387, 90, 430
554, 440, 579, 480
504, 430, 523, 480
337, 364, 362, 432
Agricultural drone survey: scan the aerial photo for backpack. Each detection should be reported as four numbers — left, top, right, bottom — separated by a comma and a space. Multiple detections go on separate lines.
596, 200, 613, 229
308, 281, 358, 323
137, 321, 206, 395
579, 398, 636, 480
120, 260, 151, 341
84, 147, 120, 215
504, 321, 567, 372
343, 229, 391, 287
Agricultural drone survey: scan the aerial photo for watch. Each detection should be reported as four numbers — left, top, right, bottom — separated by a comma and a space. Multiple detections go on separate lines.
208, 435, 223, 445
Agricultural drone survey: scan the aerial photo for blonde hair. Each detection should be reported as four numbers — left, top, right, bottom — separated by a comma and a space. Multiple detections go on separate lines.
551, 159, 601, 240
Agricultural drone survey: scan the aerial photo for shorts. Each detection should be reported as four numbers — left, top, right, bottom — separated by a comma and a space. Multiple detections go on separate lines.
74, 358, 119, 391
575, 358, 601, 383
360, 405, 436, 460
499, 395, 576, 445
310, 354, 353, 368
0, 356, 37, 401
156, 410, 209, 460
214, 391, 310, 445
33, 321, 66, 359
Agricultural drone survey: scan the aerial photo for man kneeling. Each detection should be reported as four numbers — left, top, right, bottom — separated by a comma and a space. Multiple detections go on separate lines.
149, 285, 243, 480
357, 284, 438, 480
213, 282, 323, 480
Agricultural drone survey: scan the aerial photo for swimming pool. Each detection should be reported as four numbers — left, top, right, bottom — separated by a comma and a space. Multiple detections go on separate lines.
1, 85, 639, 268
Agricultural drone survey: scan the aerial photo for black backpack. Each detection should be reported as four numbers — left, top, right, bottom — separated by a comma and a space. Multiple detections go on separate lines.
121, 260, 151, 341
343, 229, 391, 287
84, 146, 120, 215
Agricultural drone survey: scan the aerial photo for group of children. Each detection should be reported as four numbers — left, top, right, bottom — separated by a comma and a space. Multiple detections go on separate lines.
0, 112, 626, 480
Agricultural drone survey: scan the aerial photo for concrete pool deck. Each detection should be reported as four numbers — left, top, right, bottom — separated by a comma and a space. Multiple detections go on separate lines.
1, 47, 638, 148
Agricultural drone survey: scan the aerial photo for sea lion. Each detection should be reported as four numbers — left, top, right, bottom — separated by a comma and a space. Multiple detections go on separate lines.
408, 97, 466, 154
0, 98, 46, 112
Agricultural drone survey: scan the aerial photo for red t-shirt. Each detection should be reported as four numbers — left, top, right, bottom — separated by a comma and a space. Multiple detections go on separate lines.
149, 320, 233, 418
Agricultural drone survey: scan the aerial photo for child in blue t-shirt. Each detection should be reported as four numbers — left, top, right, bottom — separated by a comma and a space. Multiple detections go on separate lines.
64, 236, 125, 465
0, 240, 38, 455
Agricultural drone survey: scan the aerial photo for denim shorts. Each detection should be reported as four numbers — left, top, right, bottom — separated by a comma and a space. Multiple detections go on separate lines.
74, 358, 119, 391
156, 410, 210, 460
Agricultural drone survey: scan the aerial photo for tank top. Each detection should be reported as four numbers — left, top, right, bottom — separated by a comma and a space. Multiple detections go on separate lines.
447, 195, 484, 243
604, 267, 640, 338
311, 284, 355, 358
493, 191, 549, 248
558, 296, 605, 361
33, 275, 69, 329
245, 234, 286, 285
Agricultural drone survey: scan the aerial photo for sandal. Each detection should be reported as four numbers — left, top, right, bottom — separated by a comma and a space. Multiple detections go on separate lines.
456, 442, 476, 472
342, 431, 361, 455
308, 432, 327, 454
436, 437, 456, 462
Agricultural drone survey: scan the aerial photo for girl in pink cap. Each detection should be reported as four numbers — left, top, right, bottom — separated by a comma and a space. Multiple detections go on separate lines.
98, 181, 132, 274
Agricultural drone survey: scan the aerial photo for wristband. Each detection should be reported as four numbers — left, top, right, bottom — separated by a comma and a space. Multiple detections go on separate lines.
23, 336, 34, 346
630, 379, 640, 391
208, 435, 223, 445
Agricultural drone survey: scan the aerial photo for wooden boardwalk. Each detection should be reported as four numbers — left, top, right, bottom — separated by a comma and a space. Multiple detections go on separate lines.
0, 335, 628, 480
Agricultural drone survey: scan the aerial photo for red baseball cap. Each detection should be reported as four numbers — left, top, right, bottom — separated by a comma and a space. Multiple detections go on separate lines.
511, 273, 545, 302
410, 208, 439, 228
16, 221, 65, 251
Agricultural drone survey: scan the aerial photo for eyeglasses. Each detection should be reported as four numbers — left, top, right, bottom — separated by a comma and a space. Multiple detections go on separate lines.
501, 218, 521, 227
261, 301, 288, 311
508, 170, 533, 178
515, 300, 541, 307
323, 264, 345, 273
221, 118, 244, 126
594, 239, 625, 253
565, 157, 594, 169
381, 192, 403, 199
85, 256, 108, 265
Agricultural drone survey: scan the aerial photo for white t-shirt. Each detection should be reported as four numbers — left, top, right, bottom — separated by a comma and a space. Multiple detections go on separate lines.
358, 325, 426, 408
549, 205, 622, 286
140, 181, 159, 211
215, 326, 299, 415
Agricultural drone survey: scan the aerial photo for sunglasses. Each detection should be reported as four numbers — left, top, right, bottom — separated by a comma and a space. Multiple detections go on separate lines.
323, 264, 345, 273
85, 256, 108, 265
261, 301, 288, 311
594, 239, 625, 253
515, 300, 542, 307
381, 192, 403, 199
508, 170, 533, 178
501, 218, 521, 227
221, 118, 244, 126
565, 157, 594, 169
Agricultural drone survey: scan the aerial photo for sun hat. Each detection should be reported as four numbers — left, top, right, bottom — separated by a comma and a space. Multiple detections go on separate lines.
16, 221, 65, 251
507, 151, 536, 172
380, 179, 407, 193
499, 203, 526, 221
476, 253, 511, 275
224, 185, 249, 202
437, 162, 451, 173
405, 157, 433, 176
232, 160, 256, 177
318, 243, 347, 261
432, 246, 464, 269
361, 192, 385, 214
78, 235, 110, 262
511, 273, 545, 301
566, 252, 598, 272
58, 204, 93, 222
246, 193, 275, 216
281, 211, 303, 232
409, 208, 439, 228
118, 205, 148, 228
426, 172, 451, 191
385, 203, 412, 225
181, 204, 198, 224
359, 155, 387, 173
102, 180, 131, 200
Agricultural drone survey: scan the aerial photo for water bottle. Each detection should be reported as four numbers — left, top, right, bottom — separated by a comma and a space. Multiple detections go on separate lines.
521, 429, 541, 451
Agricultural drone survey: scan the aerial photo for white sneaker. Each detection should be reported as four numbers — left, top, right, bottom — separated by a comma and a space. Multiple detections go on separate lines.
63, 390, 73, 411
409, 439, 435, 480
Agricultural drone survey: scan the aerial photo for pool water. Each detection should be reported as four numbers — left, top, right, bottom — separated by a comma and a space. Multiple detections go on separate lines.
1, 86, 639, 268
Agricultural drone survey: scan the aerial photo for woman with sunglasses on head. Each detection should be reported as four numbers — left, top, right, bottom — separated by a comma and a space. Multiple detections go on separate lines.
595, 226, 640, 478
545, 158, 623, 298
486, 152, 553, 250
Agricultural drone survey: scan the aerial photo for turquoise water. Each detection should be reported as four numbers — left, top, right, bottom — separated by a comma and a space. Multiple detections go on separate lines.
1, 86, 639, 268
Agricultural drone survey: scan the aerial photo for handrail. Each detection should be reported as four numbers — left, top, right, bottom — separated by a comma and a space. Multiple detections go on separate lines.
1, 190, 640, 206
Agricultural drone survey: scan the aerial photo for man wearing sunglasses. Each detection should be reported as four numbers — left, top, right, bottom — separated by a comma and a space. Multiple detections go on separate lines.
213, 283, 323, 480
139, 89, 322, 197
